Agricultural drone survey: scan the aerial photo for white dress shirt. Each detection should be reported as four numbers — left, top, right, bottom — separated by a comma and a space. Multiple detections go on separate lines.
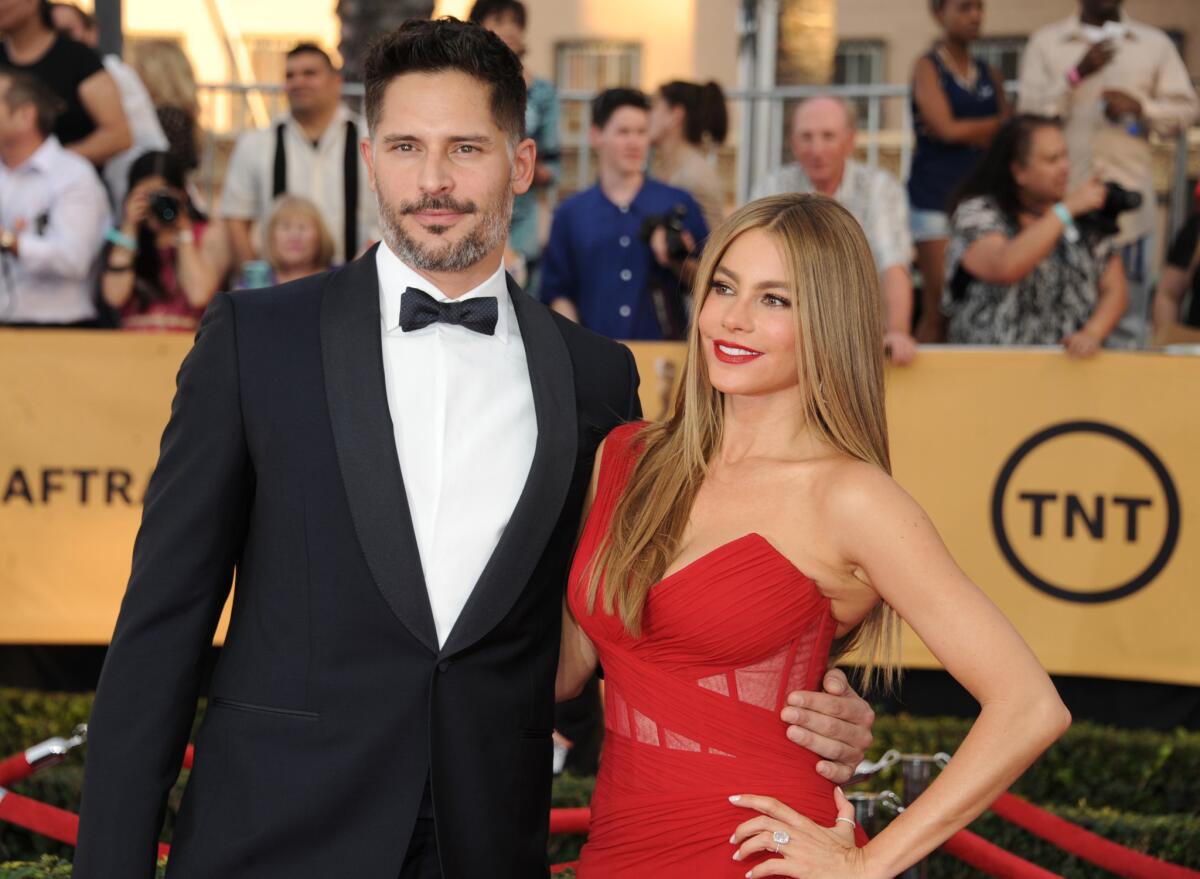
752, 159, 912, 275
220, 105, 380, 263
0, 136, 109, 324
376, 244, 537, 646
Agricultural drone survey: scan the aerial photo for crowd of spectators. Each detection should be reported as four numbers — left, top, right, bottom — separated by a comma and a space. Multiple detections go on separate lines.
0, 0, 1196, 359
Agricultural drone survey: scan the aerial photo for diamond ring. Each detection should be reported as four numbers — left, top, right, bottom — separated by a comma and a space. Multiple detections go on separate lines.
771, 829, 790, 852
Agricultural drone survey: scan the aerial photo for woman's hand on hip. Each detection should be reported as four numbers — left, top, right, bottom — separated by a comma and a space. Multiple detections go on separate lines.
729, 787, 867, 878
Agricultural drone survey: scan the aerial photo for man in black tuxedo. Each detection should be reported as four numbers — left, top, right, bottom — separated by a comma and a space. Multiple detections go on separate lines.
74, 18, 875, 879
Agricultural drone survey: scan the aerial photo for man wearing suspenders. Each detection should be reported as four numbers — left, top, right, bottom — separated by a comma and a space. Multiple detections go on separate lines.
221, 43, 379, 272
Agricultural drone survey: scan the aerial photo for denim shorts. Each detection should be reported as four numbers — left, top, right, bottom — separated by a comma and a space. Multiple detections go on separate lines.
910, 207, 950, 243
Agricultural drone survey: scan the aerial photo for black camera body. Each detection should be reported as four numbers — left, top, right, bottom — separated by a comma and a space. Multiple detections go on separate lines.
638, 203, 692, 262
148, 190, 182, 225
1076, 181, 1142, 238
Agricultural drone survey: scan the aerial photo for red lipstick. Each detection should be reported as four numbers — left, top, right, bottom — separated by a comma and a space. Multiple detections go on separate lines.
712, 339, 764, 364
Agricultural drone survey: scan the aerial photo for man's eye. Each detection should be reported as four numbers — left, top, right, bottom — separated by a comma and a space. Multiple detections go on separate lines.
456, 144, 479, 154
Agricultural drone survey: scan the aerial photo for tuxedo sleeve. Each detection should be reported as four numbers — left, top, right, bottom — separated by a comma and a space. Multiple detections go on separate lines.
623, 343, 642, 420
74, 292, 252, 878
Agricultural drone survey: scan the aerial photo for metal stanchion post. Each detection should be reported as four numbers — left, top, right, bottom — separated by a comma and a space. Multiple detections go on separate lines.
898, 753, 950, 879
846, 791, 901, 839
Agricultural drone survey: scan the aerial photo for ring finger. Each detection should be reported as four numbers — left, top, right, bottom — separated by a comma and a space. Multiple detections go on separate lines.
734, 824, 794, 862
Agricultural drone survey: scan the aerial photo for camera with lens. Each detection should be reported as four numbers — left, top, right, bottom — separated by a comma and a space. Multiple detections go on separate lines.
638, 203, 692, 263
148, 190, 182, 225
1076, 181, 1142, 238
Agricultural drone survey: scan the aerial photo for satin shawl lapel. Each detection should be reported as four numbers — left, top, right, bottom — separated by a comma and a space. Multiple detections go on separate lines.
440, 276, 578, 658
320, 246, 439, 654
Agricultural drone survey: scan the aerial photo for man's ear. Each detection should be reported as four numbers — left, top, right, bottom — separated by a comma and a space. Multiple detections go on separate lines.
511, 136, 537, 196
360, 136, 377, 193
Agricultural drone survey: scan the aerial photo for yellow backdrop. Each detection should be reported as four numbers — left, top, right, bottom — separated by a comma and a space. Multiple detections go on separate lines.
2, 331, 1196, 685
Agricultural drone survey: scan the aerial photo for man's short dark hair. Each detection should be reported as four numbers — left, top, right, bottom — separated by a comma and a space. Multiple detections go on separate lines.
287, 42, 336, 71
363, 18, 526, 144
591, 88, 649, 130
467, 0, 527, 29
0, 68, 65, 136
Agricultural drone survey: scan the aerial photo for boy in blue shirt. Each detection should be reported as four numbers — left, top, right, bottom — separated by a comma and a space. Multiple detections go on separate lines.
542, 88, 708, 340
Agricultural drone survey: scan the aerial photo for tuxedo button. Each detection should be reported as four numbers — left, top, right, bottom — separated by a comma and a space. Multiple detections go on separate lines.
438, 661, 451, 673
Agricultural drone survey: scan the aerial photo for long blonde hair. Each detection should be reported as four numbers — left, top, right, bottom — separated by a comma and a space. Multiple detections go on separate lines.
131, 40, 199, 116
587, 193, 900, 690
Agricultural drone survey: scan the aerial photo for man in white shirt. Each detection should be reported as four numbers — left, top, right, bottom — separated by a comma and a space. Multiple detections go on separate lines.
1018, 0, 1199, 347
753, 96, 917, 364
220, 42, 379, 268
49, 2, 169, 207
0, 69, 108, 326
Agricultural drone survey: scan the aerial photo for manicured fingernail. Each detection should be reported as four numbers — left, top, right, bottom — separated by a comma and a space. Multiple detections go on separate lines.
732, 851, 741, 861
730, 834, 737, 844
746, 871, 754, 878
729, 795, 741, 802
782, 708, 798, 723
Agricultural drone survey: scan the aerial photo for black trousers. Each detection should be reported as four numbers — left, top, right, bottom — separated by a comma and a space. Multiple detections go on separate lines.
399, 785, 442, 879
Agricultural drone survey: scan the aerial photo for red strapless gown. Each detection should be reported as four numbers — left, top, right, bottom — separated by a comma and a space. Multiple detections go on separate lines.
567, 423, 867, 877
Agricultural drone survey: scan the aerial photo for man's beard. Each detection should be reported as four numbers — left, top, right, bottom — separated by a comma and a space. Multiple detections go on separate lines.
378, 183, 512, 273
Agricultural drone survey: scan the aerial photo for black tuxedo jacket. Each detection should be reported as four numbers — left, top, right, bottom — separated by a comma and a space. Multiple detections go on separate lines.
73, 248, 640, 879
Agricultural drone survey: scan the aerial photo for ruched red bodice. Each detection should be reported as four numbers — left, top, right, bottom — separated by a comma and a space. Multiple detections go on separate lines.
567, 422, 862, 877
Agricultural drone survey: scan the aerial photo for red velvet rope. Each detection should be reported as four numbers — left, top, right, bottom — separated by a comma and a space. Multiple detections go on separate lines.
941, 827, 1065, 879
0, 752, 32, 787
0, 789, 78, 846
549, 807, 590, 835
991, 792, 1200, 879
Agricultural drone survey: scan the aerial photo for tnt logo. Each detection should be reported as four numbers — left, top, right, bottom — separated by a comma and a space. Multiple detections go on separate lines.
991, 421, 1180, 603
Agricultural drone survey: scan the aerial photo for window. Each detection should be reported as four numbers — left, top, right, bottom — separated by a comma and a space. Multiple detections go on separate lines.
973, 36, 1027, 85
554, 40, 641, 92
833, 40, 885, 126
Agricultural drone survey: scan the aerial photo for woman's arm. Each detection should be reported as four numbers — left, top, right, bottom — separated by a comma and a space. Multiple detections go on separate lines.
556, 439, 606, 702
837, 470, 1069, 878
173, 222, 221, 309
1151, 265, 1189, 336
1064, 253, 1127, 357
912, 57, 1003, 148
989, 63, 1012, 120
70, 70, 132, 166
960, 179, 1108, 285
100, 244, 136, 308
732, 464, 1070, 877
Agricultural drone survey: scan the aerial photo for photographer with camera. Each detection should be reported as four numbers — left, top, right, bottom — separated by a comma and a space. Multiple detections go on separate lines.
100, 150, 219, 332
1017, 0, 1198, 348
943, 115, 1127, 356
542, 88, 707, 340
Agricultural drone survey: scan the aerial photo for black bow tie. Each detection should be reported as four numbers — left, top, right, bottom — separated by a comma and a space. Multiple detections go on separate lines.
398, 286, 498, 336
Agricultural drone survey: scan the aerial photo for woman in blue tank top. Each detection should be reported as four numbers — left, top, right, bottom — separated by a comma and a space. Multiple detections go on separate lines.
908, 0, 1008, 342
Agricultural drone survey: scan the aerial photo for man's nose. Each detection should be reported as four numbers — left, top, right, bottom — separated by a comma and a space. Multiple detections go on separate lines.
418, 152, 453, 194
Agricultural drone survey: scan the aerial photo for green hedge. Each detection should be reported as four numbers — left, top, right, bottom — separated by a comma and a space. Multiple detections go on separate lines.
3, 691, 1198, 873
863, 714, 1200, 814
0, 856, 165, 878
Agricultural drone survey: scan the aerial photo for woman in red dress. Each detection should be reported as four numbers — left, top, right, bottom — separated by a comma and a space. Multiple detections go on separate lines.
558, 193, 1070, 878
